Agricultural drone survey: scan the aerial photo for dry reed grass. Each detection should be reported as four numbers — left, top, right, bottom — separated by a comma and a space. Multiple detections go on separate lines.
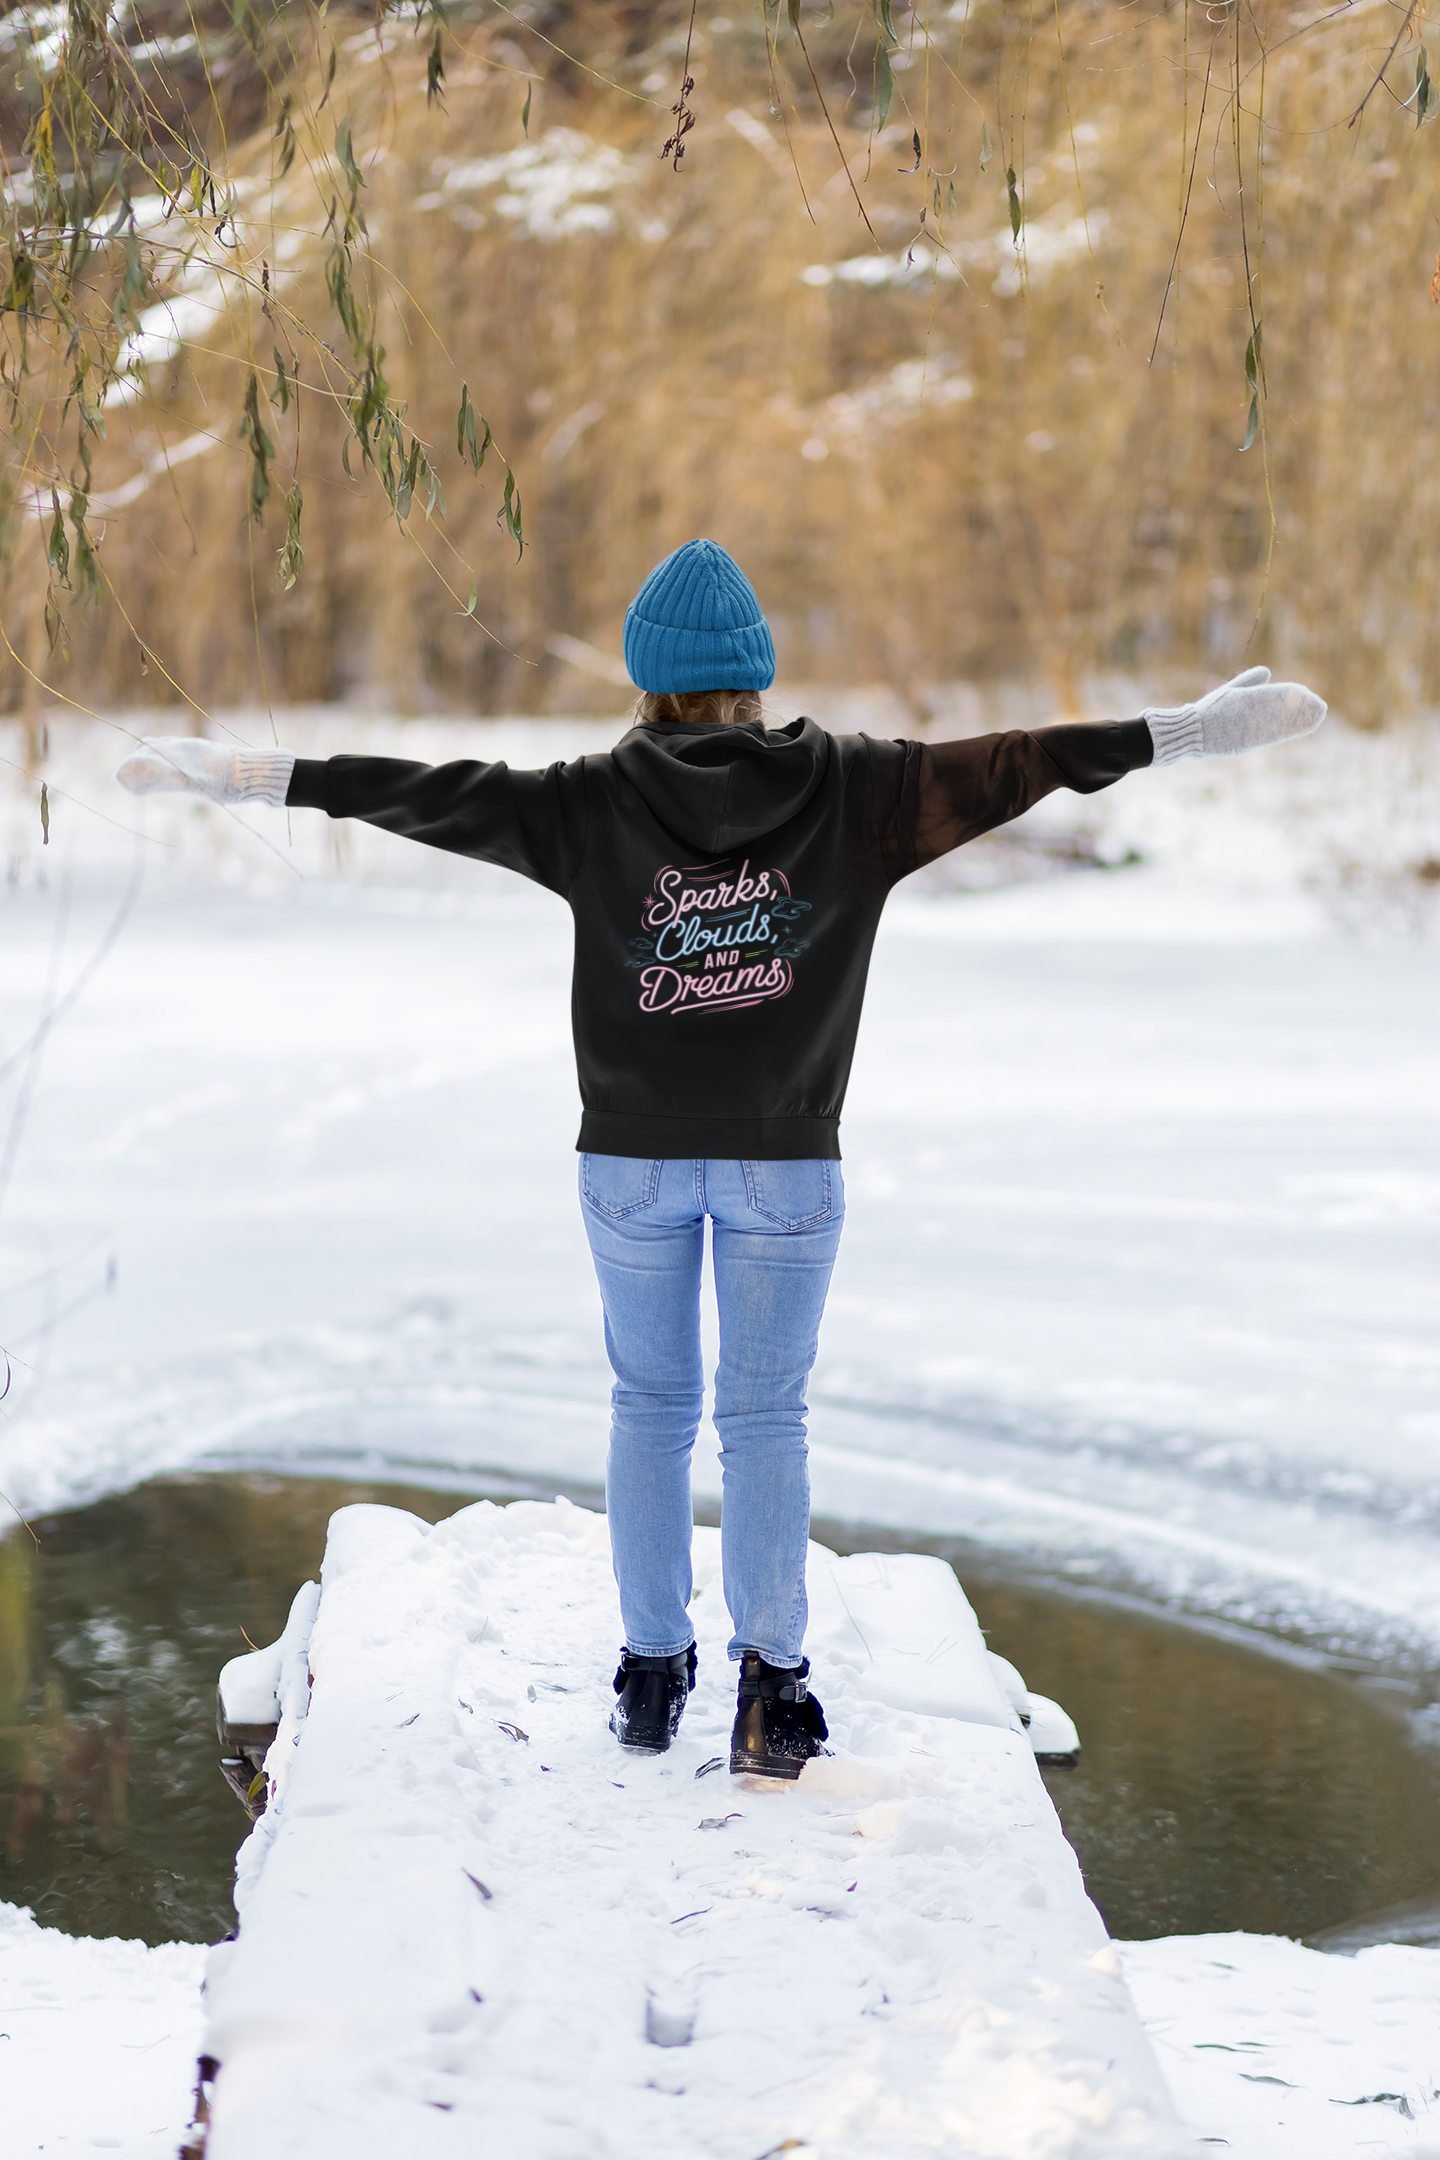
5, 2, 1440, 728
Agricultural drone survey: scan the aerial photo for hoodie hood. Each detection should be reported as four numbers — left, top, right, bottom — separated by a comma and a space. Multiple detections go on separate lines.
611, 718, 830, 854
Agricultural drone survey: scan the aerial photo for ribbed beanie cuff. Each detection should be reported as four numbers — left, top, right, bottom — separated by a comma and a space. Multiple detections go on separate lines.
623, 538, 776, 694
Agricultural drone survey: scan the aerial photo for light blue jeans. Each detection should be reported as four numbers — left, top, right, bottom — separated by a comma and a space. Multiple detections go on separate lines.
579, 1156, 845, 1668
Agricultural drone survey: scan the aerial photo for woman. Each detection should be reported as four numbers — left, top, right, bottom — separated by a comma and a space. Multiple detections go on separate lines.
118, 538, 1325, 1777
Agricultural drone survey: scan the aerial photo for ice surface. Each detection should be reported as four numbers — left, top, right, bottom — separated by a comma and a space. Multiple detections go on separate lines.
1, 711, 1437, 1671
202, 1498, 1182, 2159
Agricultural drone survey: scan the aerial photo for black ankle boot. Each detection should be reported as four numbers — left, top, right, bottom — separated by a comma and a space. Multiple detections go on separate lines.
730, 1653, 829, 1780
609, 1644, 697, 1753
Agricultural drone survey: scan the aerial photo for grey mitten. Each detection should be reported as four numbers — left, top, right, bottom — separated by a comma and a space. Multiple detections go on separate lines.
1144, 667, 1326, 765
116, 737, 295, 806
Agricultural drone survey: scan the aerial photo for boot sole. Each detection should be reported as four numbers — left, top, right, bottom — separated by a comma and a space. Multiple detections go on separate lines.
610, 1720, 672, 1754
729, 1750, 807, 1780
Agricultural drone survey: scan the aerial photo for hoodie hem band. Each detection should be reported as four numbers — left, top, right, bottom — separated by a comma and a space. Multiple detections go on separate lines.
576, 1112, 841, 1162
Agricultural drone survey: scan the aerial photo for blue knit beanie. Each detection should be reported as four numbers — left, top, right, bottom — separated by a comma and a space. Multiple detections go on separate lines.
623, 538, 776, 694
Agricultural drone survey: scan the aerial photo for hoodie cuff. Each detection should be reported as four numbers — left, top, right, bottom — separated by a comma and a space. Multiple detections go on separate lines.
1143, 706, 1205, 766
233, 751, 295, 806
285, 757, 330, 811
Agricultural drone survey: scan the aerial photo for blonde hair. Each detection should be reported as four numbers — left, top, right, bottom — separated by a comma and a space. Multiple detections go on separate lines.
633, 688, 764, 728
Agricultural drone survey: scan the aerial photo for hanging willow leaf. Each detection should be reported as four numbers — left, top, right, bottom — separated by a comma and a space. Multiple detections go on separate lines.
347, 342, 393, 472
47, 490, 71, 586
427, 30, 445, 107
240, 371, 276, 521
327, 241, 365, 356
1240, 319, 1263, 450
269, 348, 290, 412
396, 436, 421, 523
335, 118, 365, 197
521, 84, 532, 136
3, 248, 36, 317
69, 491, 102, 605
112, 230, 147, 337
456, 384, 492, 473
1006, 165, 1022, 242
498, 468, 524, 558
274, 96, 297, 178
276, 483, 304, 587
874, 43, 893, 132
40, 783, 49, 846
872, 0, 899, 42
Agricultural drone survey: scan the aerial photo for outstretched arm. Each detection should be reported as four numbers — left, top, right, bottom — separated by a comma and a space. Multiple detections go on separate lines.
910, 667, 1325, 871
117, 739, 589, 896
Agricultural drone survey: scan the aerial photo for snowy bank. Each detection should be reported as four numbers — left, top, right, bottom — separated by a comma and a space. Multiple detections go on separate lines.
1121, 1933, 1440, 2157
200, 1498, 1181, 2158
0, 1901, 205, 2157
8, 1904, 1440, 2158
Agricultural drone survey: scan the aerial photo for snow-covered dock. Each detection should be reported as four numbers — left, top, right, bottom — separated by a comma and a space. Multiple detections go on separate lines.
199, 1498, 1182, 2158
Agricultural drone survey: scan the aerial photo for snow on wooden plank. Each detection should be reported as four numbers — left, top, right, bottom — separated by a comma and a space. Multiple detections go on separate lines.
201, 1499, 1184, 2158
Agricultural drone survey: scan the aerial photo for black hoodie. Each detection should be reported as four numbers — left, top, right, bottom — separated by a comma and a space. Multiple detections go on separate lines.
287, 716, 1151, 1158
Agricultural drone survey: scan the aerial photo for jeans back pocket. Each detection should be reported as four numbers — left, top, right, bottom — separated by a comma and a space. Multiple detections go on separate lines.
741, 1159, 842, 1230
580, 1154, 663, 1219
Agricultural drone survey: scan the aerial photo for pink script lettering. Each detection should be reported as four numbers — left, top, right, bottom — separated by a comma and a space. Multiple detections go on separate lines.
638, 958, 793, 1015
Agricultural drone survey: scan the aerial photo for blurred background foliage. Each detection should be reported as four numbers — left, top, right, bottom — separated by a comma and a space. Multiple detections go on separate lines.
2, 0, 1440, 727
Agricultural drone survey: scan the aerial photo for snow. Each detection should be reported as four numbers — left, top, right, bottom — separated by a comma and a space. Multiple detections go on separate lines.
0, 1901, 206, 2157
799, 211, 1110, 299
2, 708, 1437, 1667
1, 701, 1439, 2156
435, 129, 645, 241
219, 1579, 320, 1728
202, 1498, 1182, 2159
1120, 1934, 1440, 2157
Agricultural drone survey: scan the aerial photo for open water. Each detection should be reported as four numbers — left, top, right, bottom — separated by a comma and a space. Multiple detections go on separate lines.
2, 1471, 1439, 1947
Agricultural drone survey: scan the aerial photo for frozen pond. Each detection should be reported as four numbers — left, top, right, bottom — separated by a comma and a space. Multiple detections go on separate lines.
4, 1471, 1439, 1949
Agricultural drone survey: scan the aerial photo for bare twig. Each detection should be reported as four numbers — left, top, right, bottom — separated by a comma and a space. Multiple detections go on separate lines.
0, 860, 143, 1093
791, 15, 879, 242
1348, 0, 1419, 126
1150, 45, 1214, 365
661, 2, 700, 169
